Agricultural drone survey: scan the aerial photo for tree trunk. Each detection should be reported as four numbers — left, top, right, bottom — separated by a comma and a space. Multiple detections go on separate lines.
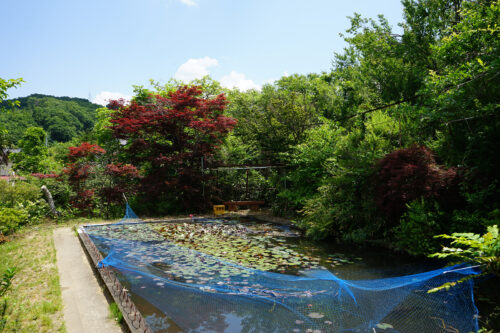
41, 185, 61, 217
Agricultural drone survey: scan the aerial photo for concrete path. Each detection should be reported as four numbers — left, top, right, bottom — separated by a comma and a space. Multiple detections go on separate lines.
54, 227, 122, 333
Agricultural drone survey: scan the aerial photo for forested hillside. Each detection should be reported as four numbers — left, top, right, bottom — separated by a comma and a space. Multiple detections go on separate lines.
0, 94, 100, 144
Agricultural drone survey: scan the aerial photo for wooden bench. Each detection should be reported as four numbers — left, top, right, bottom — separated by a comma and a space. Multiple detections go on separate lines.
223, 201, 265, 211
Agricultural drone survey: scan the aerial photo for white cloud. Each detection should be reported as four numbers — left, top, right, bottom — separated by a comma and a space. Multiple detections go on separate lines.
220, 71, 260, 91
92, 91, 132, 106
179, 0, 197, 6
174, 57, 218, 82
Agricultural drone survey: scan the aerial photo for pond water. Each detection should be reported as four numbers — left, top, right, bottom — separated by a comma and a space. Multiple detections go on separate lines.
84, 218, 484, 333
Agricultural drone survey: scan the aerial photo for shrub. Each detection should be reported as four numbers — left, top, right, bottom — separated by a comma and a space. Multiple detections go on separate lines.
393, 201, 493, 257
19, 200, 49, 224
0, 208, 29, 235
393, 199, 445, 256
374, 145, 460, 226
0, 180, 41, 208
30, 176, 72, 209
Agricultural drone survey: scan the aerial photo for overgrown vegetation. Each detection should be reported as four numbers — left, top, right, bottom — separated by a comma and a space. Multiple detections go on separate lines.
0, 180, 50, 238
0, 267, 16, 333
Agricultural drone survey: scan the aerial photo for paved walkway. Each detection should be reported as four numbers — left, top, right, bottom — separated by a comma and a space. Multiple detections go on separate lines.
53, 227, 122, 333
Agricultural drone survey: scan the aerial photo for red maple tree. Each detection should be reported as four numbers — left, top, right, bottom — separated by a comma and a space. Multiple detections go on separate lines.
374, 145, 460, 225
108, 86, 236, 211
62, 142, 106, 213
99, 162, 141, 213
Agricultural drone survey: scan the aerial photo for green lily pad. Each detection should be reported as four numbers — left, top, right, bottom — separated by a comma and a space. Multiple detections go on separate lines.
376, 323, 394, 330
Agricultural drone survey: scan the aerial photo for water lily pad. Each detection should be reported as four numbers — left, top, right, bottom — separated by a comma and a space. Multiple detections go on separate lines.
376, 323, 394, 330
307, 312, 324, 319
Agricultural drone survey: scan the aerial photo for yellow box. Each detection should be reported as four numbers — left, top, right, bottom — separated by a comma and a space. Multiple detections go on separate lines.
213, 205, 226, 216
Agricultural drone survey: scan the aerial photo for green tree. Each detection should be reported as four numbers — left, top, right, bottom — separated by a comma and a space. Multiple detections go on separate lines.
0, 77, 23, 110
278, 121, 341, 211
299, 112, 399, 240
227, 74, 332, 164
11, 127, 49, 174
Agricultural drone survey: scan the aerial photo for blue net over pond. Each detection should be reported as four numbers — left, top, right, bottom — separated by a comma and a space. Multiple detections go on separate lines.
83, 206, 480, 333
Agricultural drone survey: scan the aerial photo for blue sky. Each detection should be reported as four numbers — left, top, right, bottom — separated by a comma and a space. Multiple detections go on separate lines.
1, 0, 404, 105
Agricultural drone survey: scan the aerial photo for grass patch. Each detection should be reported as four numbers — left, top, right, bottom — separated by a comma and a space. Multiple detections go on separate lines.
108, 302, 123, 324
0, 223, 65, 332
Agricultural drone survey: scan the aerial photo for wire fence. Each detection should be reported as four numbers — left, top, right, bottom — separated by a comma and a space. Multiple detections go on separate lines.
78, 228, 153, 333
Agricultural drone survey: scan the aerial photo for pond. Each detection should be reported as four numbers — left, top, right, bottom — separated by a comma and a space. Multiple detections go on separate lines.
83, 218, 482, 333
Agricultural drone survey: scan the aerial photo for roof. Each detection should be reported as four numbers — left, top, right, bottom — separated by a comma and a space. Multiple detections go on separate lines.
0, 175, 27, 181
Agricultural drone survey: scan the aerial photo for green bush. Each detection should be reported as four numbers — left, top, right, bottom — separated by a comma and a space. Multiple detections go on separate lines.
0, 180, 41, 208
30, 177, 72, 209
0, 208, 29, 235
0, 181, 49, 231
393, 199, 445, 256
18, 200, 49, 224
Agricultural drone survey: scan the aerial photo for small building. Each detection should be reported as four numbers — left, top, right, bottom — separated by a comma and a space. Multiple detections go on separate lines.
0, 148, 22, 181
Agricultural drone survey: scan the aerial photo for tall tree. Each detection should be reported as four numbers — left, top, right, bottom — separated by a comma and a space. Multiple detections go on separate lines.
10, 127, 48, 173
109, 86, 236, 212
227, 74, 331, 164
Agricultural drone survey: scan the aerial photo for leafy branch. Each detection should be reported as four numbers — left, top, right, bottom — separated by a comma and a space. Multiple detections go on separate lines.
0, 267, 16, 298
428, 225, 500, 293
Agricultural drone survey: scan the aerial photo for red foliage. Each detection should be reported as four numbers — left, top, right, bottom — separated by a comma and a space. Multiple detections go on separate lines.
104, 163, 140, 178
71, 189, 95, 213
68, 142, 106, 161
106, 98, 127, 110
31, 173, 59, 179
374, 145, 460, 224
63, 142, 106, 212
108, 86, 236, 210
99, 163, 141, 207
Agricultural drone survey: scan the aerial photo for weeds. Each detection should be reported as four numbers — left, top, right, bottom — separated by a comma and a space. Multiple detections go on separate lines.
0, 267, 16, 333
0, 267, 16, 298
0, 299, 7, 333
109, 302, 123, 324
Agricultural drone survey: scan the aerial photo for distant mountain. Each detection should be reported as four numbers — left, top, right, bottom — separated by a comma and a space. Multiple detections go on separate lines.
0, 94, 101, 144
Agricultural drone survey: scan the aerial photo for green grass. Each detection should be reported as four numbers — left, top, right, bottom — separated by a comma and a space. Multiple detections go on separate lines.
108, 302, 123, 324
0, 224, 65, 332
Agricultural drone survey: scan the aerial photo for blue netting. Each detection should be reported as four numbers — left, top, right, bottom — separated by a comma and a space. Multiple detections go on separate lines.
84, 207, 480, 333
113, 203, 140, 224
